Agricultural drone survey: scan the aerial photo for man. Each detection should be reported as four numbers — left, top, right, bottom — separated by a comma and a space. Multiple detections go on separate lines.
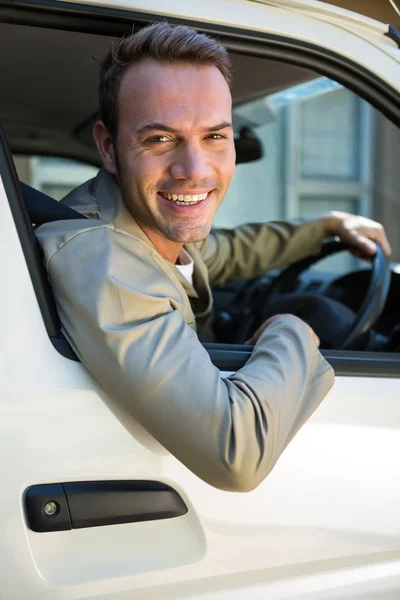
37, 22, 391, 492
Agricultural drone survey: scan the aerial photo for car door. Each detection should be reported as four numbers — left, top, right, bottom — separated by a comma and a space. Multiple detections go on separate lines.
1, 1, 400, 599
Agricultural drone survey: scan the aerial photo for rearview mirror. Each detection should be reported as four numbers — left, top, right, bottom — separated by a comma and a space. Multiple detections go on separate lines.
234, 127, 263, 164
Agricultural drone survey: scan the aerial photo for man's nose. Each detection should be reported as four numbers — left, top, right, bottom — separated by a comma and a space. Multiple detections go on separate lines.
170, 142, 212, 180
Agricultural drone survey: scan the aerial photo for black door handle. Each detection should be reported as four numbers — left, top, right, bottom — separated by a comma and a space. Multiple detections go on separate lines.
25, 481, 188, 533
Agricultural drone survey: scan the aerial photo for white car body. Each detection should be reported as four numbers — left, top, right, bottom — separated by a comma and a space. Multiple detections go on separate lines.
1, 0, 400, 598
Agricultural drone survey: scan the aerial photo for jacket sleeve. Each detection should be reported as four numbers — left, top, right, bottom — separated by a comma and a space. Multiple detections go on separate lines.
40, 224, 334, 493
198, 219, 326, 288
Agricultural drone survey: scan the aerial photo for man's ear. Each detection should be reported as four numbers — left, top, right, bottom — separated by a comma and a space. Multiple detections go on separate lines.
93, 121, 118, 175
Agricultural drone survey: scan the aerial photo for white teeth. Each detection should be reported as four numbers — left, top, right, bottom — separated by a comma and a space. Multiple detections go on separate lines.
163, 192, 208, 204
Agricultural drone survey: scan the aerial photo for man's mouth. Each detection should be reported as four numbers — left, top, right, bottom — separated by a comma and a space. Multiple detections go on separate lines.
159, 191, 209, 206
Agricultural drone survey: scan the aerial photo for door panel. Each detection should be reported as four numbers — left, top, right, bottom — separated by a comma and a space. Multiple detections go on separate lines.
1, 170, 399, 598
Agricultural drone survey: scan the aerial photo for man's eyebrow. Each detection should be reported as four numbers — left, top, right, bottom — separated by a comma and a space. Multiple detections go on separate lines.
135, 121, 233, 136
206, 121, 233, 132
135, 123, 178, 136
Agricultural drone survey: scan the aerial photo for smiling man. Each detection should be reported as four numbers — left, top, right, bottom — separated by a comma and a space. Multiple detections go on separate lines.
37, 22, 390, 491
95, 58, 235, 263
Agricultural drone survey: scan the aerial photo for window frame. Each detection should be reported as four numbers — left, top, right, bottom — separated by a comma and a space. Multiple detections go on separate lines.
2, 0, 400, 377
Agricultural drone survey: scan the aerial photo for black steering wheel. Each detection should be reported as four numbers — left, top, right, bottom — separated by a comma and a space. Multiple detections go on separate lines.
238, 240, 391, 350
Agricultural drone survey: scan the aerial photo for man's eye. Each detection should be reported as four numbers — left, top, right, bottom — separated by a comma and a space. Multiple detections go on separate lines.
147, 135, 170, 143
207, 134, 225, 140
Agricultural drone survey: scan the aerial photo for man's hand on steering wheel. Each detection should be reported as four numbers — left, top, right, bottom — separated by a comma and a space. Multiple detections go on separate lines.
322, 211, 392, 258
236, 212, 392, 349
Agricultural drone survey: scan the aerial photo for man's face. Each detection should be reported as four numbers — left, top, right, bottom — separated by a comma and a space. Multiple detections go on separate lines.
108, 60, 235, 256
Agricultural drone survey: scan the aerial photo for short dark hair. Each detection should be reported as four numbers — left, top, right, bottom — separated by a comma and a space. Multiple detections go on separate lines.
99, 21, 233, 142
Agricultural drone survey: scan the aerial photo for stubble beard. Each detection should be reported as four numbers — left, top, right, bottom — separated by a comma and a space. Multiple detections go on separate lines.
154, 185, 223, 244
159, 218, 214, 244
119, 178, 214, 244
114, 145, 221, 244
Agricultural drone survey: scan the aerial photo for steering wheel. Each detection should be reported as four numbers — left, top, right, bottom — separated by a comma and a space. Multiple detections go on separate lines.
238, 239, 391, 350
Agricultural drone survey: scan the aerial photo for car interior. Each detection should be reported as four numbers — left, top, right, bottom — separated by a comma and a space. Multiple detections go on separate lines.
1, 18, 400, 362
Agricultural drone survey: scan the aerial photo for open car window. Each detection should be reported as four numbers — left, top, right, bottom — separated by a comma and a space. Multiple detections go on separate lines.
14, 156, 98, 201
2, 19, 400, 375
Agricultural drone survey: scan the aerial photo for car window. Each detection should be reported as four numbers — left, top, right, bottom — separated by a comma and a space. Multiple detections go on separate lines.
215, 75, 400, 274
13, 156, 98, 201
2, 19, 399, 367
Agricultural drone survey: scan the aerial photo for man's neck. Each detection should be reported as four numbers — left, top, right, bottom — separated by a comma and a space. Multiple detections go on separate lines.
141, 226, 183, 264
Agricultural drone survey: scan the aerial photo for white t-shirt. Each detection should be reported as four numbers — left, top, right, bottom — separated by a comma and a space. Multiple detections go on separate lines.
175, 248, 194, 286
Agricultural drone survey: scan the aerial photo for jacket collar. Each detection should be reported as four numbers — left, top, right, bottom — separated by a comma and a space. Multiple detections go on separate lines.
95, 168, 154, 248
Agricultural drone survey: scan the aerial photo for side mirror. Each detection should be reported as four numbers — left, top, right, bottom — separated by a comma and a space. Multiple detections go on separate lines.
234, 127, 263, 164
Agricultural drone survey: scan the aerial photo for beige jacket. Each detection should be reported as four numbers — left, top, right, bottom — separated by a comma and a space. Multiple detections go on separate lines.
36, 168, 334, 492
